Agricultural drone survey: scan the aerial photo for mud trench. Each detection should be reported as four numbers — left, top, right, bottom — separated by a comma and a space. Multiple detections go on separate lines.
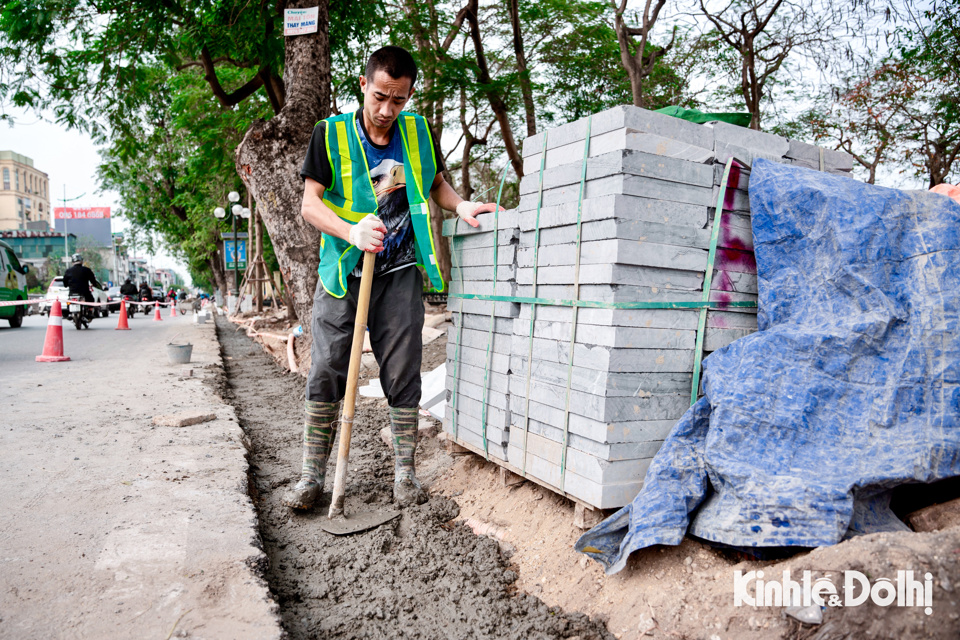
214, 317, 614, 640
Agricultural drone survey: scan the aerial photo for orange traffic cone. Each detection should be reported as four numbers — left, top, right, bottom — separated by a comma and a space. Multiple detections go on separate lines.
36, 299, 71, 362
170, 302, 177, 317
116, 300, 131, 330
153, 302, 163, 321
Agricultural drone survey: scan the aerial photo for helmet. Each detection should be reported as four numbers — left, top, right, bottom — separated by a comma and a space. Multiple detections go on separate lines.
71, 253, 83, 264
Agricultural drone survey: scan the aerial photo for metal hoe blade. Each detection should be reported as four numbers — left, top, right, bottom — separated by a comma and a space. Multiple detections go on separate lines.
320, 508, 401, 536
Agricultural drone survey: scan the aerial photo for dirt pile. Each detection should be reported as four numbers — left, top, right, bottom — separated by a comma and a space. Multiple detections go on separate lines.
215, 316, 613, 639
436, 447, 960, 639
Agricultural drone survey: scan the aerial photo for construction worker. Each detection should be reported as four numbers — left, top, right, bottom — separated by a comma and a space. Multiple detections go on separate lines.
285, 46, 502, 510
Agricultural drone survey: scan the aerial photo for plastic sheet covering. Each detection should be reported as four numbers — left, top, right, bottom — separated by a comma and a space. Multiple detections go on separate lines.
576, 159, 960, 574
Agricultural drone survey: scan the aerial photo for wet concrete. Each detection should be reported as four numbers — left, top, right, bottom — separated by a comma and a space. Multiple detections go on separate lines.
215, 316, 613, 639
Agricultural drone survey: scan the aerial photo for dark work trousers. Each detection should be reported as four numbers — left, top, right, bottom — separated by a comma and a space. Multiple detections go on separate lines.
306, 265, 424, 408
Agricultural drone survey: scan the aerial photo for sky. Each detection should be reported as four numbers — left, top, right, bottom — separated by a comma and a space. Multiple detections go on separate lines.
0, 106, 190, 283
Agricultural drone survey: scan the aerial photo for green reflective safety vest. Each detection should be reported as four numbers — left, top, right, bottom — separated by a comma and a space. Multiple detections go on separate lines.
317, 111, 444, 298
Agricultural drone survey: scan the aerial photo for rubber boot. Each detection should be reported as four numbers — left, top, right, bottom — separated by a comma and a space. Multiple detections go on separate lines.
390, 406, 428, 507
282, 400, 338, 510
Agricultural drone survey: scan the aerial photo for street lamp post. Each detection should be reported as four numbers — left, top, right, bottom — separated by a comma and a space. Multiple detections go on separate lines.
60, 186, 85, 269
214, 191, 250, 304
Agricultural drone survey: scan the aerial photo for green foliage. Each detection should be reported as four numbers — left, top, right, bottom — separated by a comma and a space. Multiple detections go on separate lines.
0, 0, 284, 139
4, 0, 952, 282
797, 3, 960, 187
1, 0, 379, 291
97, 62, 272, 288
893, 1, 960, 185
73, 234, 104, 271
537, 3, 632, 121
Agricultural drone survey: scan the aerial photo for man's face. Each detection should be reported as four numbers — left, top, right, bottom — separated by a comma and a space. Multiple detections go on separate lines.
359, 70, 414, 132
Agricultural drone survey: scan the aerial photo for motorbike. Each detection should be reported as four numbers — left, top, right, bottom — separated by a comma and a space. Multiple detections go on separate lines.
68, 295, 95, 330
122, 294, 137, 318
139, 290, 154, 315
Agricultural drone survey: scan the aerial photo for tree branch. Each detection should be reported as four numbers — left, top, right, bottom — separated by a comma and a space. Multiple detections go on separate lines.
440, 4, 470, 52
199, 46, 265, 108
464, 0, 523, 177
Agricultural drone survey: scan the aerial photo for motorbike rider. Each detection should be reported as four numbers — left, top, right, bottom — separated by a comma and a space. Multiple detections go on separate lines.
120, 278, 137, 297
139, 280, 153, 300
62, 254, 102, 305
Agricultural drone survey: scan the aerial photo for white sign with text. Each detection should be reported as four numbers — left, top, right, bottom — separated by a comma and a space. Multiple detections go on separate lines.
283, 7, 319, 36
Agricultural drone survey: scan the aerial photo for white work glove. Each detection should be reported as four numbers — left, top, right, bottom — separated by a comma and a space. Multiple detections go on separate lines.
348, 214, 386, 253
455, 200, 505, 228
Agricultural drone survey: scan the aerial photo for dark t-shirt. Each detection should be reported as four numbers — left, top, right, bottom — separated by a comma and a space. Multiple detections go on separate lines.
301, 110, 445, 278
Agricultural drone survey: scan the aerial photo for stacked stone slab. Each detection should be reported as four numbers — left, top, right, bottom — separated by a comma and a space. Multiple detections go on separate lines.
443, 105, 852, 509
443, 210, 521, 461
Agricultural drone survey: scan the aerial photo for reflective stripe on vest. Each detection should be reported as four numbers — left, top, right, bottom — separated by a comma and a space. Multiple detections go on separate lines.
317, 111, 444, 298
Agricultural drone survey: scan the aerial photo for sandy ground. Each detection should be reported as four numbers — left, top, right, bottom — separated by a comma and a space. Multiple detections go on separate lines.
0, 312, 280, 639
436, 453, 960, 639
215, 315, 613, 639
229, 307, 960, 639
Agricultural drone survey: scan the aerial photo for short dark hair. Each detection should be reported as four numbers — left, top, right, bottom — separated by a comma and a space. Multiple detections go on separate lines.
365, 46, 418, 88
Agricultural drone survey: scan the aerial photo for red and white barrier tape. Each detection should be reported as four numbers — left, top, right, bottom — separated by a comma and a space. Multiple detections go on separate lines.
0, 297, 178, 308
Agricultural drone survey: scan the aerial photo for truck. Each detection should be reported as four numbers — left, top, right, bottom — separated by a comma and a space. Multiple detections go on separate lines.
0, 240, 29, 328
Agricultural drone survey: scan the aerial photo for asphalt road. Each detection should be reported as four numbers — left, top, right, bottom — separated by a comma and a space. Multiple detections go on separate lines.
1, 309, 152, 363
0, 310, 280, 639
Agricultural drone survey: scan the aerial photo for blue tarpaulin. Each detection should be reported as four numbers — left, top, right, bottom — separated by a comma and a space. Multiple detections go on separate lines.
576, 159, 960, 574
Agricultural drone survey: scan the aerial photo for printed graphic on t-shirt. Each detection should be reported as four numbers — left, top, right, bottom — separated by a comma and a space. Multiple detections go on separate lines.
351, 123, 417, 278
369, 158, 416, 273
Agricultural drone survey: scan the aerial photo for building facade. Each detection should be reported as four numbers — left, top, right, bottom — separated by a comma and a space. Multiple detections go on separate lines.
0, 230, 76, 264
0, 151, 51, 231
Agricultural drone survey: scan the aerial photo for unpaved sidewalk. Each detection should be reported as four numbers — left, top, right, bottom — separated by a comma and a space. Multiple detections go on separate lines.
215, 316, 614, 639
0, 313, 280, 639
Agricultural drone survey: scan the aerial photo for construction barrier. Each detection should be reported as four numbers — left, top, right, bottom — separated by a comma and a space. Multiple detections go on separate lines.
0, 297, 180, 309
35, 300, 71, 362
116, 300, 131, 330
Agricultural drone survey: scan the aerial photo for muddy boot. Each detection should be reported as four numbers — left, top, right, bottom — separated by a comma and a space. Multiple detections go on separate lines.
390, 406, 428, 507
282, 400, 338, 510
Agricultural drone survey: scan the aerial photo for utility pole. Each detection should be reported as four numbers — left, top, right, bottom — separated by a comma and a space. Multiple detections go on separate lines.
60, 186, 85, 270
113, 236, 119, 285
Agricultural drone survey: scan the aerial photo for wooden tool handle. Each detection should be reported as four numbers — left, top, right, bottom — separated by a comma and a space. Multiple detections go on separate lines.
328, 250, 376, 518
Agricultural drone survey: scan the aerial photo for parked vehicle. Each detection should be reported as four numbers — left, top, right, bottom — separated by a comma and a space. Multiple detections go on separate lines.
0, 240, 29, 328
106, 286, 123, 312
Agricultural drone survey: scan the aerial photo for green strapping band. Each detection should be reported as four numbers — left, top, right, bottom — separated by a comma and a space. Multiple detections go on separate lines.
690, 158, 735, 405
559, 115, 592, 491
478, 166, 511, 459
521, 132, 550, 477
449, 230, 466, 441
446, 292, 756, 310
448, 130, 756, 477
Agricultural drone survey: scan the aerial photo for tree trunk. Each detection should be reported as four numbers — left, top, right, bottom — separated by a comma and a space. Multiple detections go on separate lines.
404, 0, 455, 284
235, 0, 329, 331
628, 65, 643, 107
508, 0, 536, 137
466, 0, 523, 179
612, 0, 672, 109
209, 251, 228, 302
613, 3, 643, 107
